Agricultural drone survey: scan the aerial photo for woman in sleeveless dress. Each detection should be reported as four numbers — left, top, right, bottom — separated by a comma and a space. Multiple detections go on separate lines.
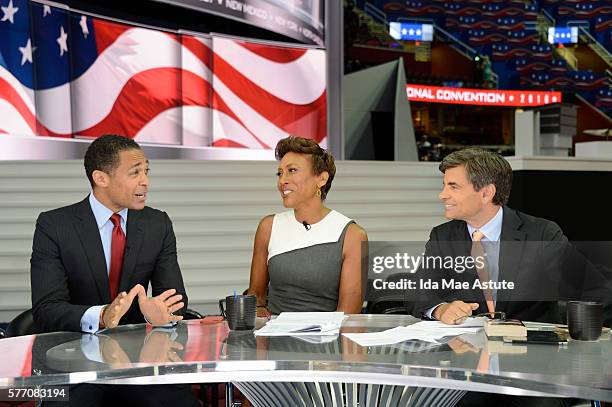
239, 137, 463, 407
248, 136, 368, 315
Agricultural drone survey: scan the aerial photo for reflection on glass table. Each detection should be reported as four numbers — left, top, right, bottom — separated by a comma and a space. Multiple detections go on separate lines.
0, 315, 609, 403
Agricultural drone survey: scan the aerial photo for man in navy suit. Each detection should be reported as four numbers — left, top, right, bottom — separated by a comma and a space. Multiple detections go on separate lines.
412, 147, 578, 407
30, 134, 198, 406
31, 135, 186, 332
413, 147, 572, 325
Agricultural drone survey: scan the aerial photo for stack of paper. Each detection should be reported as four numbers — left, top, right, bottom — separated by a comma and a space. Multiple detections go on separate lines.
343, 317, 485, 347
254, 312, 345, 337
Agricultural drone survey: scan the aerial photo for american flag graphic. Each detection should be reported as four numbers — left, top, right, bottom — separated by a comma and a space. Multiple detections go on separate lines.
0, 0, 327, 149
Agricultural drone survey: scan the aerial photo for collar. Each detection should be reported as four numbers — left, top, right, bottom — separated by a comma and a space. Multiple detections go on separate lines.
467, 206, 503, 242
88, 192, 128, 229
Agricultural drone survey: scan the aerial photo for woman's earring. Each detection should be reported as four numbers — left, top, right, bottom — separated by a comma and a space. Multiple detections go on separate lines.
316, 188, 322, 198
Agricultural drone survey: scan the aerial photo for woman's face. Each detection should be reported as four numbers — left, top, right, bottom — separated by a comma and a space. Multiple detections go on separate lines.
277, 152, 327, 208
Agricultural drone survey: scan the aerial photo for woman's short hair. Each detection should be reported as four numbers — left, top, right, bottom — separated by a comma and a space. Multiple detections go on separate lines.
275, 136, 336, 200
439, 147, 512, 206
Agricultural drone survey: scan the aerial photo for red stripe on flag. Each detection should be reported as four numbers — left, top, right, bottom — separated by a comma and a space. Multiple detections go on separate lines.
0, 77, 37, 133
212, 91, 269, 149
94, 20, 179, 56
213, 54, 326, 142
180, 36, 213, 69
237, 42, 307, 63
77, 68, 209, 138
0, 78, 66, 137
92, 19, 132, 55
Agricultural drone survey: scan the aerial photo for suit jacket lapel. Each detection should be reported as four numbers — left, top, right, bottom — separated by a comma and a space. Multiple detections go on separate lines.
119, 209, 145, 293
451, 221, 471, 243
74, 197, 110, 303
498, 206, 527, 306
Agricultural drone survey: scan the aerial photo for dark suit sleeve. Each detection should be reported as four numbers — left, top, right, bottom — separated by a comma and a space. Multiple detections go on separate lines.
151, 212, 188, 316
549, 220, 612, 305
542, 219, 565, 241
30, 212, 89, 333
537, 218, 610, 307
406, 228, 446, 318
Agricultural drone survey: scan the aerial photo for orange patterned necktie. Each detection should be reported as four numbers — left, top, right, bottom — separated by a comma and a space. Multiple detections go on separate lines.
472, 230, 495, 313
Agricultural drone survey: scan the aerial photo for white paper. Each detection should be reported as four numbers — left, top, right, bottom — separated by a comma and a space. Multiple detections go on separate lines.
254, 312, 345, 337
274, 312, 346, 325
342, 319, 484, 347
292, 334, 339, 344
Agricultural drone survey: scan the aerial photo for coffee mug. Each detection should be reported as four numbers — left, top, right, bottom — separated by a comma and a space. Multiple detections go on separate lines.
219, 295, 256, 330
567, 301, 603, 341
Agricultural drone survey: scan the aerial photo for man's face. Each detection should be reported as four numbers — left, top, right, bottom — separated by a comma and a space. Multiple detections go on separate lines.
439, 165, 485, 223
96, 149, 149, 212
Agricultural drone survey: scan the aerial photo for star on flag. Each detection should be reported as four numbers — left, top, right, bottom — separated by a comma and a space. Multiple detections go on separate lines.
1, 0, 19, 24
18, 38, 34, 65
80, 15, 89, 38
57, 26, 68, 56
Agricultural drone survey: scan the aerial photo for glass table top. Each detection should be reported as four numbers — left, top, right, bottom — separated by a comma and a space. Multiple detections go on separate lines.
0, 315, 610, 401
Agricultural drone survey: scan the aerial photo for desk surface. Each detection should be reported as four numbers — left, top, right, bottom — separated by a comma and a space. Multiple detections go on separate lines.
0, 315, 611, 401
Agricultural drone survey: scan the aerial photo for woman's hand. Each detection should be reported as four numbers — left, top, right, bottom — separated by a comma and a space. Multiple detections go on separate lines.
256, 306, 271, 319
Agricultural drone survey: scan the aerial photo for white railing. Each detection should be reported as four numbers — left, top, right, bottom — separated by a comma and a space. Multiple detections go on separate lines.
573, 24, 612, 67
364, 1, 389, 27
433, 25, 499, 88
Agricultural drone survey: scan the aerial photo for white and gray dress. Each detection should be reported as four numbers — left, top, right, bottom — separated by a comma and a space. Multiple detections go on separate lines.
267, 209, 354, 314
236, 210, 464, 407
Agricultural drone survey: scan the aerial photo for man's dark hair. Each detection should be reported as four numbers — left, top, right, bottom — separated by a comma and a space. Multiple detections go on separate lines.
439, 147, 512, 206
275, 136, 336, 200
84, 135, 142, 187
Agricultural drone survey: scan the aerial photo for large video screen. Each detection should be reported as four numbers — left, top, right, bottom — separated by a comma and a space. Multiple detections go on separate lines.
0, 0, 327, 155
151, 0, 324, 46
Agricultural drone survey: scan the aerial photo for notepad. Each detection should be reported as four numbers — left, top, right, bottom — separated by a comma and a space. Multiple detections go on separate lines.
254, 312, 344, 337
292, 334, 339, 344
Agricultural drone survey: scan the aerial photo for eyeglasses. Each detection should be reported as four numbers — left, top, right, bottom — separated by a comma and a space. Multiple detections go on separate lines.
453, 311, 506, 324
475, 311, 506, 320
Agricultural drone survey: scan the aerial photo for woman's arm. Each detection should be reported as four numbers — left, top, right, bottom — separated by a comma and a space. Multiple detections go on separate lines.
337, 223, 369, 314
247, 215, 274, 315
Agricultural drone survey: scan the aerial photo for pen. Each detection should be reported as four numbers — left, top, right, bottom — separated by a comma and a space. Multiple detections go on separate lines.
505, 339, 568, 346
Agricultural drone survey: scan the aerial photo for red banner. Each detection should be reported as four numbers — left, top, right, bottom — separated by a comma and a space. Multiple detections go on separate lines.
406, 84, 562, 107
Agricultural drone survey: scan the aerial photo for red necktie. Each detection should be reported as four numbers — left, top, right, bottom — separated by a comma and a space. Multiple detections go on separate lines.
109, 213, 126, 299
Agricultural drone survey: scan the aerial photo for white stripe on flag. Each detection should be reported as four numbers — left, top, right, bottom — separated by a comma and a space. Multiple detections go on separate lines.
213, 37, 326, 104
0, 99, 35, 135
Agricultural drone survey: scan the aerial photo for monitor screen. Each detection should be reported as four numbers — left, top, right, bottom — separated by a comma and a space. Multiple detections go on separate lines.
547, 27, 578, 44
390, 22, 434, 42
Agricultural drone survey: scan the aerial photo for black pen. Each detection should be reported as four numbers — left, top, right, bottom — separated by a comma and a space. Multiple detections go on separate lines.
503, 337, 568, 346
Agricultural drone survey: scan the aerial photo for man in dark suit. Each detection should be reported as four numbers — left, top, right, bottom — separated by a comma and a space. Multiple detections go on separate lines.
410, 147, 578, 407
30, 134, 198, 406
412, 147, 573, 325
415, 207, 571, 324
